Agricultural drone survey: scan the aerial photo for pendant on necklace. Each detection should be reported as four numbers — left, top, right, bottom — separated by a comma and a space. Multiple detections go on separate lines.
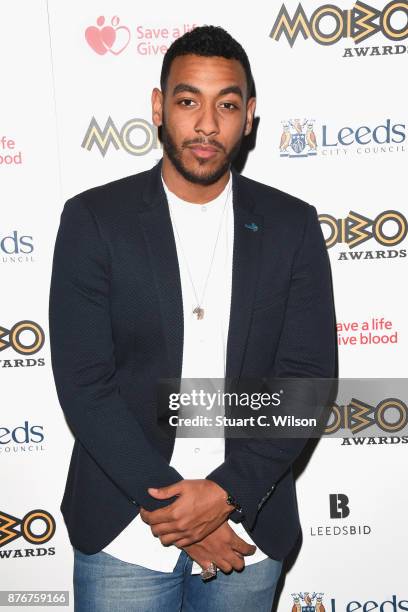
193, 306, 205, 320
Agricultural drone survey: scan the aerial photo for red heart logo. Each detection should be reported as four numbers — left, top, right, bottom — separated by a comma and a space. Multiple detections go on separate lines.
100, 26, 116, 49
85, 26, 107, 55
85, 17, 131, 56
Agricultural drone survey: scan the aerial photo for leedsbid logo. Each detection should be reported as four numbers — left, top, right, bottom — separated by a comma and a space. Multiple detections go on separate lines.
330, 493, 350, 518
85, 16, 131, 55
311, 496, 372, 537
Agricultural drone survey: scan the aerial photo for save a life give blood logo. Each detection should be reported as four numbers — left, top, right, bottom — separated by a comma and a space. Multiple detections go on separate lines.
84, 17, 197, 57
85, 16, 131, 55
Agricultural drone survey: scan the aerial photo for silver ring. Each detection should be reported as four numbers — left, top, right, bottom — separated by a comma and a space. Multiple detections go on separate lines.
200, 561, 218, 581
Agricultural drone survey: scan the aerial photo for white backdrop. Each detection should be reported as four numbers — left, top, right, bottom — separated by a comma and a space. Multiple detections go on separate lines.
1, 1, 407, 610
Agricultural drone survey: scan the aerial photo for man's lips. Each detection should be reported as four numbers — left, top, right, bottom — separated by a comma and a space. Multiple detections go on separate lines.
188, 144, 220, 159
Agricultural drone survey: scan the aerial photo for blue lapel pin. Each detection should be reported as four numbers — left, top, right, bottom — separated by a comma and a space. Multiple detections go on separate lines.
244, 222, 258, 232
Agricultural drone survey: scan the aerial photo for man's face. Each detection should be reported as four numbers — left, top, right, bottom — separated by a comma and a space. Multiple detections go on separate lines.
152, 54, 256, 186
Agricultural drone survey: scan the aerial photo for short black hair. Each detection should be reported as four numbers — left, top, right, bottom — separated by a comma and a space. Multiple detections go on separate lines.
160, 25, 254, 99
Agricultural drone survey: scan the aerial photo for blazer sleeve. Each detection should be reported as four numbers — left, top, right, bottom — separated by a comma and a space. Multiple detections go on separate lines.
206, 203, 337, 530
49, 196, 183, 511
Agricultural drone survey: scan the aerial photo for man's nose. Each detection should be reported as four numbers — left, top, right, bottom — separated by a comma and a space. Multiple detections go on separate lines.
194, 104, 219, 137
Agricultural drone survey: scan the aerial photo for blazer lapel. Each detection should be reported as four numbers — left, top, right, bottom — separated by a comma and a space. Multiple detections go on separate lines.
226, 169, 264, 382
137, 161, 264, 387
137, 161, 184, 381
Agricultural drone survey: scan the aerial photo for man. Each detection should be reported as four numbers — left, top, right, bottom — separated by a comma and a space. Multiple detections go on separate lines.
49, 25, 336, 611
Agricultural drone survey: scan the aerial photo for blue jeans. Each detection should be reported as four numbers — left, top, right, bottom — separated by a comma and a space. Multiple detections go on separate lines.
73, 547, 283, 611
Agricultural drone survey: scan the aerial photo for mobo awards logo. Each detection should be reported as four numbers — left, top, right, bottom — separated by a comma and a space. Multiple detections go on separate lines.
318, 210, 407, 260
270, 2, 408, 57
326, 396, 408, 437
0, 320, 45, 368
82, 116, 161, 157
0, 509, 56, 559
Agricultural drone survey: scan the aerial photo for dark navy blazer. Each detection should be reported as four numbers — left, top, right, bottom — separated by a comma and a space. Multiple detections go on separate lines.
49, 159, 336, 560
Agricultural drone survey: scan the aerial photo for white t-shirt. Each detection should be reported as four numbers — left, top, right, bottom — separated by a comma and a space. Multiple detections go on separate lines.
102, 172, 267, 573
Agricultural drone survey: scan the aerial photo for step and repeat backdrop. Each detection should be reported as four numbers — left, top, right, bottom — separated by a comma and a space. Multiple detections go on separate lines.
1, 0, 407, 609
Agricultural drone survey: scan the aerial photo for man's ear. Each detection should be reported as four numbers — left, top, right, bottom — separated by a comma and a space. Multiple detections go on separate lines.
151, 88, 164, 128
244, 96, 256, 136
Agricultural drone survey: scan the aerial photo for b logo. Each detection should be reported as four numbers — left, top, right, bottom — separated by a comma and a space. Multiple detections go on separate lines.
329, 493, 350, 518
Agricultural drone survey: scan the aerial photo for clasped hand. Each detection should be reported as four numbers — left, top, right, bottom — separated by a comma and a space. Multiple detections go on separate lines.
140, 479, 232, 547
140, 479, 256, 573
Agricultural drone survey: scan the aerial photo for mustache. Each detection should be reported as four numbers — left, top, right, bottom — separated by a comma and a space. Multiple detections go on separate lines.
182, 138, 226, 153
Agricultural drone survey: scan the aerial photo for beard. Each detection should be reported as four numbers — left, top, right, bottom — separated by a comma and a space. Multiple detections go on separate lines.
161, 118, 244, 186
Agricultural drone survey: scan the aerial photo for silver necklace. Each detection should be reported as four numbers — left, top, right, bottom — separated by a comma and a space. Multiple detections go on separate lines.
167, 179, 231, 320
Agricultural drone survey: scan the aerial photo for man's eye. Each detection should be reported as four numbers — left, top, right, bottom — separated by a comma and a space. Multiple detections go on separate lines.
178, 99, 196, 106
220, 102, 238, 110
